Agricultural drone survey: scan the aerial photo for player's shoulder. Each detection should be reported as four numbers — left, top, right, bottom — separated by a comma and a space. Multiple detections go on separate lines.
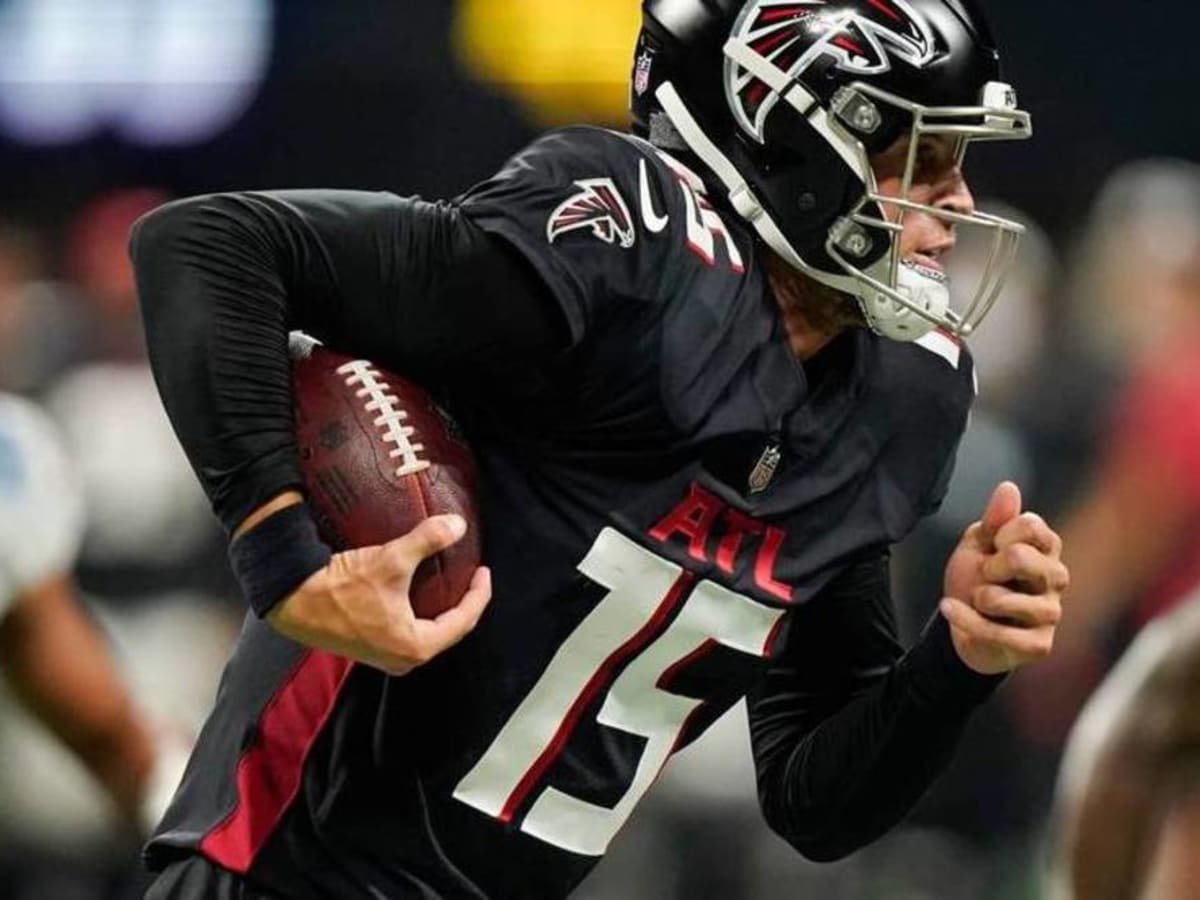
505, 126, 749, 238
460, 126, 758, 344
512, 125, 754, 280
464, 126, 649, 204
866, 329, 976, 436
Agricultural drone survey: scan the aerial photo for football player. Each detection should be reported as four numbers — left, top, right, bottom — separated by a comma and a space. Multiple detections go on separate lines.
1048, 593, 1200, 900
131, 2, 1069, 897
0, 392, 178, 835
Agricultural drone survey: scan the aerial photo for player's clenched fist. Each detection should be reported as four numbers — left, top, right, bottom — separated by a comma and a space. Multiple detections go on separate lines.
940, 482, 1070, 675
267, 514, 492, 676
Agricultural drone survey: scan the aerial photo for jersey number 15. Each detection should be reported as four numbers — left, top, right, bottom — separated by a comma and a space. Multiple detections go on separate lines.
453, 527, 784, 856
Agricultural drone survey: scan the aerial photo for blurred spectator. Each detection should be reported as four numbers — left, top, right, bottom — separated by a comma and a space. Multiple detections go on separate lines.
1011, 161, 1200, 900
0, 392, 190, 898
1048, 591, 1200, 900
1008, 159, 1200, 748
1062, 159, 1200, 366
0, 222, 84, 394
0, 191, 237, 900
41, 189, 228, 586
0, 190, 173, 399
45, 366, 217, 571
66, 189, 171, 363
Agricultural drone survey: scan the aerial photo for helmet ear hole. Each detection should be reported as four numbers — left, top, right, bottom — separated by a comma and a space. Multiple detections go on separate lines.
741, 111, 890, 271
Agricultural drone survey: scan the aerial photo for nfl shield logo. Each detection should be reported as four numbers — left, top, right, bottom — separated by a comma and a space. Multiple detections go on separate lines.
748, 443, 782, 495
634, 50, 654, 97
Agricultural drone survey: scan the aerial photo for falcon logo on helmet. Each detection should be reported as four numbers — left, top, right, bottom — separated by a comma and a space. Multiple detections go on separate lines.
729, 0, 937, 142
547, 178, 637, 248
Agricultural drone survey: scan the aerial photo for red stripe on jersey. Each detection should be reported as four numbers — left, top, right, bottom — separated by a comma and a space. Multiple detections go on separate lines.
498, 571, 697, 824
762, 613, 788, 657
656, 638, 718, 692
935, 326, 963, 346
199, 650, 354, 874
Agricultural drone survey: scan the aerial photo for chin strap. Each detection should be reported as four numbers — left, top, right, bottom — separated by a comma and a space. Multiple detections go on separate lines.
654, 82, 763, 223
868, 261, 947, 341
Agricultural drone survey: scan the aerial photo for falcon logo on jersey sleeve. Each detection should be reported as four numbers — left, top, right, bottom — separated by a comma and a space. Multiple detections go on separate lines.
547, 178, 636, 249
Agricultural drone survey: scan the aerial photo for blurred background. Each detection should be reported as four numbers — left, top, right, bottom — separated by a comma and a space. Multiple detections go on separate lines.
0, 1, 1198, 898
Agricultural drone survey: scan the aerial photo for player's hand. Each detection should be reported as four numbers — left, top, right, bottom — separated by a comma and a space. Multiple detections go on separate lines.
267, 515, 492, 676
940, 482, 1070, 675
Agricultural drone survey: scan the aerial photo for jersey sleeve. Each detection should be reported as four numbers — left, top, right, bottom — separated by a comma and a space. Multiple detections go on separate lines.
131, 189, 566, 533
0, 397, 85, 615
879, 335, 977, 525
459, 127, 732, 345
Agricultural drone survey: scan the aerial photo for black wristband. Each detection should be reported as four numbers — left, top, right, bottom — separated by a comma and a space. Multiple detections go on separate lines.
228, 503, 332, 619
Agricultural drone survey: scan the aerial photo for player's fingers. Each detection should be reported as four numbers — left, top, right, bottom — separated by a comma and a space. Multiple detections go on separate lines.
982, 543, 1069, 594
410, 566, 493, 658
382, 515, 467, 574
993, 512, 1061, 557
972, 584, 1063, 628
940, 596, 1055, 660
977, 481, 1022, 547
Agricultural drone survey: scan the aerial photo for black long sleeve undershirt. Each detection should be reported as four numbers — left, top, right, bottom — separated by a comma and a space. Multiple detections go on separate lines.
131, 189, 1001, 863
749, 551, 1000, 860
131, 190, 568, 533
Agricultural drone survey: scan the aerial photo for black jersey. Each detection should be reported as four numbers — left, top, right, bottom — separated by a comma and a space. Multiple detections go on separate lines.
133, 126, 997, 900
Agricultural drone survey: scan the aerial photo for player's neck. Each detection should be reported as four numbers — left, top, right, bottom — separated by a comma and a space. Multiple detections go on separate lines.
763, 250, 861, 362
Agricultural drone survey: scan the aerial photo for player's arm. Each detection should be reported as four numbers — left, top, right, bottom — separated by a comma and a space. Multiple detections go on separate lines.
748, 550, 999, 860
750, 483, 1067, 860
131, 190, 567, 536
130, 190, 566, 672
1048, 599, 1200, 900
0, 396, 183, 833
0, 574, 156, 830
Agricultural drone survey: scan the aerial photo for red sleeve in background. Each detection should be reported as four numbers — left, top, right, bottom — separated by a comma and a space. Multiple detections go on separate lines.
1109, 351, 1200, 502
1105, 347, 1200, 623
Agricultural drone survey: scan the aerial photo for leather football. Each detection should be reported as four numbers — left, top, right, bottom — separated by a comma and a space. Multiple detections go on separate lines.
291, 339, 480, 619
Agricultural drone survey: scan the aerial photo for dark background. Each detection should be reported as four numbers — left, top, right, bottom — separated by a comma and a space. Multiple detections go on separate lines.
1, 1, 1196, 245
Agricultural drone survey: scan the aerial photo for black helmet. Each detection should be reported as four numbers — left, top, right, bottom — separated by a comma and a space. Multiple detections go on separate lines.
632, 0, 1031, 341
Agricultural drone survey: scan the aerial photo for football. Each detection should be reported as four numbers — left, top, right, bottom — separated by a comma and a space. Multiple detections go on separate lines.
290, 337, 481, 619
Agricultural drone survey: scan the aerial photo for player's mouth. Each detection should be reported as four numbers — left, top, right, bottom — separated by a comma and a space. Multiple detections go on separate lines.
909, 245, 952, 274
900, 258, 948, 287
